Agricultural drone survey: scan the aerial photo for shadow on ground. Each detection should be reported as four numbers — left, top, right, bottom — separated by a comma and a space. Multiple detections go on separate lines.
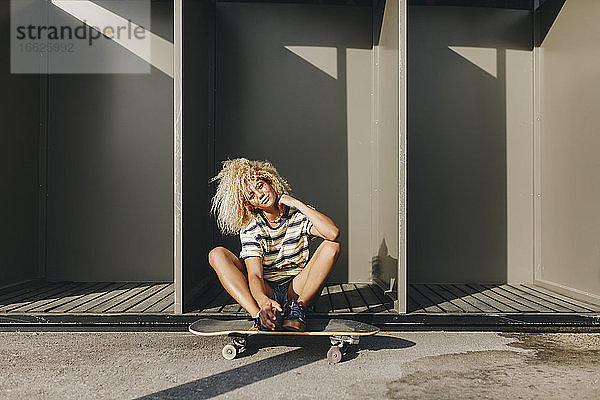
137, 335, 415, 399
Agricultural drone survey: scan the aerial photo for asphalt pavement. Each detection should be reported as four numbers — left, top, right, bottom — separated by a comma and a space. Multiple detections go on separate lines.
1, 330, 599, 399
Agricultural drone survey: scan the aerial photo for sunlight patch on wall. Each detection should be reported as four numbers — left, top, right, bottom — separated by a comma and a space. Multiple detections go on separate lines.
284, 45, 338, 79
51, 0, 173, 77
448, 46, 498, 78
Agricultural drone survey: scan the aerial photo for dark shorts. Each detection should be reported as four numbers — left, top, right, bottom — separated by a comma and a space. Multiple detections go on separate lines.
266, 279, 292, 308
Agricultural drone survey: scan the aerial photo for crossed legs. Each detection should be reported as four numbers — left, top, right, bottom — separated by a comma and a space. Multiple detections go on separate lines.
288, 240, 341, 306
207, 247, 260, 317
208, 240, 340, 315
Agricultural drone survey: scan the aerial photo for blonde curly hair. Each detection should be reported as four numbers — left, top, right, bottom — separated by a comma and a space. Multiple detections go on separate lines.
210, 158, 291, 235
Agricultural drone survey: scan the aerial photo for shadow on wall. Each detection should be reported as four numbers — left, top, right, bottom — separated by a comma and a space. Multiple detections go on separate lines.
408, 5, 532, 284
211, 3, 373, 284
534, 0, 567, 47
371, 238, 398, 297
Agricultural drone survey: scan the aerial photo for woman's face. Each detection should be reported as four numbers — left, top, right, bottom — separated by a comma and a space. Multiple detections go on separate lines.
245, 179, 278, 211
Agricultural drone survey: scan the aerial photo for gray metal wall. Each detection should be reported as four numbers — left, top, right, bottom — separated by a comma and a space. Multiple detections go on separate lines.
181, 0, 215, 310
45, 1, 174, 282
408, 6, 532, 283
535, 0, 600, 304
0, 1, 43, 288
214, 2, 372, 283
371, 0, 401, 299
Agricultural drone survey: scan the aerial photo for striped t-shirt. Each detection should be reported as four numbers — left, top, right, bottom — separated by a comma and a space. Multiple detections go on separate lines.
239, 207, 313, 284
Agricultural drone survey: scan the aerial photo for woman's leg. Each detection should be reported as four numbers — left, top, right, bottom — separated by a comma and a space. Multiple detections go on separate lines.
208, 246, 263, 316
289, 240, 341, 306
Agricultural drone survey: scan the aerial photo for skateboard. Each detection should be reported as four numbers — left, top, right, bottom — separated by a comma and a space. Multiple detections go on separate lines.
189, 317, 379, 364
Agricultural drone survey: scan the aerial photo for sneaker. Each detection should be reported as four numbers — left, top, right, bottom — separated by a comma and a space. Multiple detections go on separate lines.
251, 316, 264, 331
282, 299, 307, 331
252, 308, 283, 331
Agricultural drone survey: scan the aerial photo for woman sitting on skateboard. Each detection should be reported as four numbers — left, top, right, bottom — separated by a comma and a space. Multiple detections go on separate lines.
208, 158, 340, 331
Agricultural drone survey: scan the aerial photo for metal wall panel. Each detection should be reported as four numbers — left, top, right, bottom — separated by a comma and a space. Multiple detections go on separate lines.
180, 0, 215, 312
0, 1, 43, 287
214, 2, 372, 283
45, 2, 174, 281
408, 6, 532, 283
535, 0, 600, 304
371, 0, 403, 309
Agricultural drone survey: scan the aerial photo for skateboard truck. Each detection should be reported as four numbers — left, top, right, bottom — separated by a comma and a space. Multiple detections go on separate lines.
190, 317, 378, 363
327, 335, 359, 364
222, 333, 248, 360
221, 333, 359, 363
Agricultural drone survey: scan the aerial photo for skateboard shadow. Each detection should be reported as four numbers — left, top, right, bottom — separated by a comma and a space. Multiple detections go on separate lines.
136, 335, 416, 399
135, 347, 321, 400
341, 335, 416, 362
249, 334, 416, 363
248, 334, 415, 355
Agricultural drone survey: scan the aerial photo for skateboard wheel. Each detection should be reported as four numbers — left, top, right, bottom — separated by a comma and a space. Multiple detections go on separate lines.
327, 346, 342, 364
222, 344, 238, 360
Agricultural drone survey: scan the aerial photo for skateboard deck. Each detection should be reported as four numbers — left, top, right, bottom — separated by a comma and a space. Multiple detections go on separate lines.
189, 317, 379, 363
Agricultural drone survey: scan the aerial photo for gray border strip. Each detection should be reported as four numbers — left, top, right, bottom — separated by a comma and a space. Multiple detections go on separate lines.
0, 313, 598, 332
173, 0, 183, 314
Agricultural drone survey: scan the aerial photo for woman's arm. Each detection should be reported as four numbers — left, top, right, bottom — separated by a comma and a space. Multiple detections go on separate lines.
245, 256, 270, 305
279, 194, 339, 241
245, 257, 282, 330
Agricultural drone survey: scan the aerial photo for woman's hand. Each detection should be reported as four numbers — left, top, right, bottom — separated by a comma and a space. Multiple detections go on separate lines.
278, 194, 298, 210
258, 299, 283, 330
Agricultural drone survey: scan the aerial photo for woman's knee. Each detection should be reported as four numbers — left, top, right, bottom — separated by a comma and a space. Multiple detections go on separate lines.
208, 246, 229, 267
209, 247, 245, 275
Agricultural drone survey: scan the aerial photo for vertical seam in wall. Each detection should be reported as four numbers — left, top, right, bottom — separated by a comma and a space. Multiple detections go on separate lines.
368, 1, 372, 280
370, 0, 374, 289
532, 46, 542, 285
173, 0, 183, 314
211, 2, 217, 248
529, 0, 536, 286
39, 0, 50, 280
42, 68, 49, 280
398, 0, 407, 314
370, 16, 379, 296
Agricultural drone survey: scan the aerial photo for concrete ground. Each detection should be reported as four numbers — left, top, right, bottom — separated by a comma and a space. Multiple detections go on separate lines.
0, 330, 598, 399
